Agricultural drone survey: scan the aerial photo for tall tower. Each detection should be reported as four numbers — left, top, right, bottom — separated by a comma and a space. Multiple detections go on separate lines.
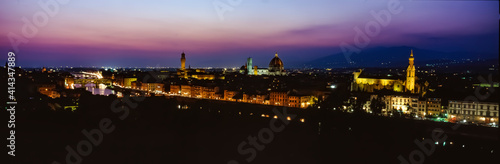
181, 52, 186, 70
247, 57, 253, 74
406, 50, 416, 93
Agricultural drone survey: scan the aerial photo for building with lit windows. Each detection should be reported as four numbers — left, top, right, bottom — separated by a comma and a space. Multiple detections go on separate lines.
224, 90, 239, 101
166, 84, 316, 108
448, 100, 499, 124
169, 85, 181, 95
270, 91, 316, 108
424, 98, 442, 115
191, 86, 203, 98
169, 84, 220, 99
242, 93, 268, 104
369, 95, 442, 116
380, 95, 418, 114
270, 91, 288, 106
131, 82, 164, 93
202, 86, 220, 99
180, 85, 192, 97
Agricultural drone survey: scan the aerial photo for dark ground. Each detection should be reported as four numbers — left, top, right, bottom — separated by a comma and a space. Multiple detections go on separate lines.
4, 95, 499, 164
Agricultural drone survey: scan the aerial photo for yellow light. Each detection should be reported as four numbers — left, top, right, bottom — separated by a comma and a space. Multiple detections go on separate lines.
287, 116, 291, 121
273, 115, 278, 119
300, 118, 305, 123
261, 114, 265, 117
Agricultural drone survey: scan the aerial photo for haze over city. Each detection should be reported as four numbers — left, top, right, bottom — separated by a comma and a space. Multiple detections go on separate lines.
1, 0, 498, 67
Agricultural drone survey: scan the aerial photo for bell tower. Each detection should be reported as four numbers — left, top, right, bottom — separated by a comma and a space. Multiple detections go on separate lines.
181, 52, 186, 70
406, 50, 416, 93
247, 57, 253, 74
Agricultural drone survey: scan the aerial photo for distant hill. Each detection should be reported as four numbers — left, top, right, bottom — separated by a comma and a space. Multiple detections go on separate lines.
299, 46, 497, 68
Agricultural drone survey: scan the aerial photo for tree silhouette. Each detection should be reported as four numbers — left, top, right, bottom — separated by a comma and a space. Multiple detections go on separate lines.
370, 97, 385, 114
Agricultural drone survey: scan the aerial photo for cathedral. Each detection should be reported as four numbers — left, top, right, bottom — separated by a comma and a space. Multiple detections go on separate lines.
351, 50, 428, 95
240, 52, 286, 76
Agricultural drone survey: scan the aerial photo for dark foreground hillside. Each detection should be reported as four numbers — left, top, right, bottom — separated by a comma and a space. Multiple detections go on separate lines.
6, 95, 498, 164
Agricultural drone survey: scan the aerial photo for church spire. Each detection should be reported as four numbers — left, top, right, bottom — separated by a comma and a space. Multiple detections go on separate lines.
410, 49, 413, 58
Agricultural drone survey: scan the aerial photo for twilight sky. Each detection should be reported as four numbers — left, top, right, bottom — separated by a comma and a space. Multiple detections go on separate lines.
0, 0, 498, 68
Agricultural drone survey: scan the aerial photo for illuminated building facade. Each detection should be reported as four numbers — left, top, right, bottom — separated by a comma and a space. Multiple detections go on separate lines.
64, 77, 75, 89
351, 50, 427, 95
240, 52, 286, 76
448, 101, 499, 124
202, 86, 220, 99
270, 91, 288, 106
37, 84, 60, 98
369, 95, 442, 116
131, 82, 164, 93
181, 85, 192, 97
424, 98, 442, 116
143, 83, 164, 93
224, 90, 239, 101
169, 85, 181, 95
167, 84, 316, 108
270, 91, 316, 108
381, 95, 418, 114
243, 93, 268, 104
123, 78, 137, 88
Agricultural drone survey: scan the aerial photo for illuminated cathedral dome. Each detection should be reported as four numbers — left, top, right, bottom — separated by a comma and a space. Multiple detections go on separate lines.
269, 52, 284, 72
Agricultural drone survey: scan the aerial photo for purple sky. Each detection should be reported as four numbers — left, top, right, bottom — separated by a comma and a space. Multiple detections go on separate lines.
0, 0, 498, 68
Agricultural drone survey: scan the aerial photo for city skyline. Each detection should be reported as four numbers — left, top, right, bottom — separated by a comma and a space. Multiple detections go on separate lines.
1, 0, 498, 67
2, 1, 499, 164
